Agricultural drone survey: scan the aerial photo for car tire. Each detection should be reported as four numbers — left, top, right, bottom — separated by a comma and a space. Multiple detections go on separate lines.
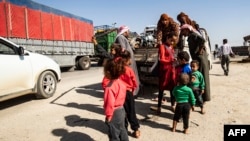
77, 56, 91, 70
36, 71, 57, 99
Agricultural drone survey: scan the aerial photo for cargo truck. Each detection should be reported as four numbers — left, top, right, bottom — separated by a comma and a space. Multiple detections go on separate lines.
0, 0, 94, 70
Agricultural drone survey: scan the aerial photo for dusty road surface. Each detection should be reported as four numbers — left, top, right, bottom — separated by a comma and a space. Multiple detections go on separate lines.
0, 57, 250, 141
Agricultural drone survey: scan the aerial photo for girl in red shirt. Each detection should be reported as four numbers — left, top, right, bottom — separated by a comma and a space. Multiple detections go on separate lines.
157, 32, 178, 114
102, 58, 129, 141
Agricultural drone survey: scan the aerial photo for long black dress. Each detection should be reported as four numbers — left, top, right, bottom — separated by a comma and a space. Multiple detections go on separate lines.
186, 32, 211, 102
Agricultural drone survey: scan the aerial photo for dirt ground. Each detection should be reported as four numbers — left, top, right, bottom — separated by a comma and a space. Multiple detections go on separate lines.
0, 56, 249, 141
133, 56, 250, 141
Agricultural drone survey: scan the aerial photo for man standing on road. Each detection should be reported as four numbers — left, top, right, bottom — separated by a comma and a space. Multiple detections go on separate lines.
218, 39, 234, 76
115, 25, 141, 138
115, 25, 140, 96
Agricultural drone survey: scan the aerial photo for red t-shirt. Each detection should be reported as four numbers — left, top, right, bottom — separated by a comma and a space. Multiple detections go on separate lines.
103, 79, 127, 121
102, 66, 137, 94
119, 66, 138, 94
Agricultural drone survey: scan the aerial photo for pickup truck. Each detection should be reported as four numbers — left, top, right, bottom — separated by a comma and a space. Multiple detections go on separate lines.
134, 27, 213, 86
134, 47, 159, 85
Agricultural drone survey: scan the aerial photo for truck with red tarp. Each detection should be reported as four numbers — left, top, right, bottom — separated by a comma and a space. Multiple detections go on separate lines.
0, 0, 94, 70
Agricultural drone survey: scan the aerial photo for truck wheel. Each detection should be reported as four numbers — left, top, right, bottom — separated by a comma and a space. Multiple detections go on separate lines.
36, 71, 57, 99
78, 56, 91, 70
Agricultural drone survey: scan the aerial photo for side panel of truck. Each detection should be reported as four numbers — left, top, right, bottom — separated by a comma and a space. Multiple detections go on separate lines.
0, 0, 94, 70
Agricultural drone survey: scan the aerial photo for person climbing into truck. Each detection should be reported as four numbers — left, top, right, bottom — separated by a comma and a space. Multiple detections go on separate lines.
92, 36, 123, 65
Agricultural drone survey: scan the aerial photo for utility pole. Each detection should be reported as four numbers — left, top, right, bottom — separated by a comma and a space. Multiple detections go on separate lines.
112, 22, 116, 28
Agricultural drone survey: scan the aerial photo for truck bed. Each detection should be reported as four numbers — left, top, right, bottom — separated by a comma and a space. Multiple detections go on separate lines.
134, 47, 159, 85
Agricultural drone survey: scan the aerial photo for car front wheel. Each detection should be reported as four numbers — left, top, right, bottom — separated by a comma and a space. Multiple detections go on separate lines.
36, 71, 57, 99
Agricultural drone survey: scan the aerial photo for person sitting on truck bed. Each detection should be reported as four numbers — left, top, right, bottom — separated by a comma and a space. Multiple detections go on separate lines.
156, 13, 180, 45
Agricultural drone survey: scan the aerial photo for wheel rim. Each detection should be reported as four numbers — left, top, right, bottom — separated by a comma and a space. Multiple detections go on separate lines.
78, 57, 90, 70
84, 60, 90, 68
43, 75, 55, 94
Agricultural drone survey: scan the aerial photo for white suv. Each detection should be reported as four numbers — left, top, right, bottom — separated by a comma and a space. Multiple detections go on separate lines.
0, 37, 61, 102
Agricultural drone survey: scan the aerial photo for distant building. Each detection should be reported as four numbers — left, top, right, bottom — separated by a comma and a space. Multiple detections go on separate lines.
243, 35, 250, 46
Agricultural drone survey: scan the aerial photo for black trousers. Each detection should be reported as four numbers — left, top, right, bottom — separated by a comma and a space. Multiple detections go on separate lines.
221, 55, 230, 72
123, 91, 140, 131
173, 103, 191, 129
193, 89, 204, 108
158, 89, 175, 108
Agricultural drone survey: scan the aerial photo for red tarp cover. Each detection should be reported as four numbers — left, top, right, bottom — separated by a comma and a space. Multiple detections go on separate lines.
27, 8, 41, 39
70, 18, 75, 41
41, 12, 53, 40
0, 2, 93, 41
86, 23, 94, 41
72, 19, 78, 41
82, 22, 87, 41
0, 3, 7, 37
78, 22, 84, 41
52, 15, 63, 40
10, 4, 26, 38
63, 17, 71, 41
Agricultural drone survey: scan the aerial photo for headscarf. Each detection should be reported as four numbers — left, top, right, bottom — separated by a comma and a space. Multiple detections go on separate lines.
181, 24, 193, 31
117, 25, 129, 36
177, 12, 195, 27
160, 13, 168, 21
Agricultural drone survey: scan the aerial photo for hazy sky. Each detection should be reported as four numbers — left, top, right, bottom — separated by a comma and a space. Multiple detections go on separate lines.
33, 0, 250, 50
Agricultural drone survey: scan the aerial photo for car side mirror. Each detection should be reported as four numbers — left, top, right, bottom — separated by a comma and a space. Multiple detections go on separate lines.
18, 46, 25, 56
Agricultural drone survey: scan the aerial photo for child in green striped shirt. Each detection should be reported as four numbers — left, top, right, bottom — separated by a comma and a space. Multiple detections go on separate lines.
190, 60, 205, 114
